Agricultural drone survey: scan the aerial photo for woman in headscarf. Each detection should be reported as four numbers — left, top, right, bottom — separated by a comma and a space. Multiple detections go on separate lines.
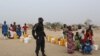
63, 24, 68, 39
16, 25, 22, 39
67, 26, 75, 54
9, 24, 14, 39
74, 32, 81, 51
84, 25, 93, 45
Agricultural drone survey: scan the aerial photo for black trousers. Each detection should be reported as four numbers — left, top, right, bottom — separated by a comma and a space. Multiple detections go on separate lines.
35, 39, 45, 54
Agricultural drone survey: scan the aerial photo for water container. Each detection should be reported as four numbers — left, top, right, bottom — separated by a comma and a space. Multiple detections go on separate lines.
24, 38, 30, 43
93, 44, 99, 51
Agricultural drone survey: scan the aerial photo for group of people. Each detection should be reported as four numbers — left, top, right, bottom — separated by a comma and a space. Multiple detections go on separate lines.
2, 21, 28, 39
63, 24, 93, 54
1, 18, 46, 56
32, 17, 94, 56
1, 18, 94, 56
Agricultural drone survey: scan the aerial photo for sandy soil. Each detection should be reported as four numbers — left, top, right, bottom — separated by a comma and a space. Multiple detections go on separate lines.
0, 29, 100, 56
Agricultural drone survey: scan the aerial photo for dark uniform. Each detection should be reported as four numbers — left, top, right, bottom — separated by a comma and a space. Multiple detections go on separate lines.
32, 18, 46, 56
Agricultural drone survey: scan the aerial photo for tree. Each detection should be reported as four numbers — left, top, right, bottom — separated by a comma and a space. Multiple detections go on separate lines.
44, 22, 52, 29
84, 19, 92, 26
84, 19, 93, 29
44, 22, 63, 31
51, 22, 63, 31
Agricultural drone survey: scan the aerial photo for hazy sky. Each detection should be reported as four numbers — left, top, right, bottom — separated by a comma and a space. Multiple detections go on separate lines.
0, 0, 100, 25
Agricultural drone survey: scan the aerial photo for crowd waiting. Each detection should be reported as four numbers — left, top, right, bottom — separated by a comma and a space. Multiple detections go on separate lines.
2, 21, 29, 39
63, 24, 94, 54
1, 20, 95, 55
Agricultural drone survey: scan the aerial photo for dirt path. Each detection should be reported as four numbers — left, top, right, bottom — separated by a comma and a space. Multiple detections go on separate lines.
0, 39, 100, 56
0, 29, 100, 56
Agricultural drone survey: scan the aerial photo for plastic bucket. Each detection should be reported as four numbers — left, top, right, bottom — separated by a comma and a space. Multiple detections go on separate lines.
24, 38, 30, 43
93, 44, 99, 51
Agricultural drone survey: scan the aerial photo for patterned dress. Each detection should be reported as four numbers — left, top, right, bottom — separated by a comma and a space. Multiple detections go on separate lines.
75, 36, 81, 50
67, 31, 75, 53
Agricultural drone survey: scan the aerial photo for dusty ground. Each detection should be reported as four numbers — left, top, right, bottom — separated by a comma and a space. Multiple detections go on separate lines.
0, 28, 100, 56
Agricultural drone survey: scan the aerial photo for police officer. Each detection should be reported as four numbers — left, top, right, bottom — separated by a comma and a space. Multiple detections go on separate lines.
32, 17, 46, 56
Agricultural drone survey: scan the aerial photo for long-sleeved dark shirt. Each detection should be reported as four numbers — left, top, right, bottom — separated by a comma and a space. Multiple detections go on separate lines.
32, 23, 46, 40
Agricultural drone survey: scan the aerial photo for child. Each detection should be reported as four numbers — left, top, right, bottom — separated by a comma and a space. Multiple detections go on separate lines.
83, 40, 92, 54
75, 32, 81, 51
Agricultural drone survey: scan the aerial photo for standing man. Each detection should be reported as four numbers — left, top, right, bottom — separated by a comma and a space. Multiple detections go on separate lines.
2, 21, 8, 39
22, 23, 28, 34
32, 17, 46, 56
12, 22, 17, 32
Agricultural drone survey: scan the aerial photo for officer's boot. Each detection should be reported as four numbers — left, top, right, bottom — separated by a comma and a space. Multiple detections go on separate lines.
36, 53, 38, 56
42, 52, 46, 56
35, 51, 39, 56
